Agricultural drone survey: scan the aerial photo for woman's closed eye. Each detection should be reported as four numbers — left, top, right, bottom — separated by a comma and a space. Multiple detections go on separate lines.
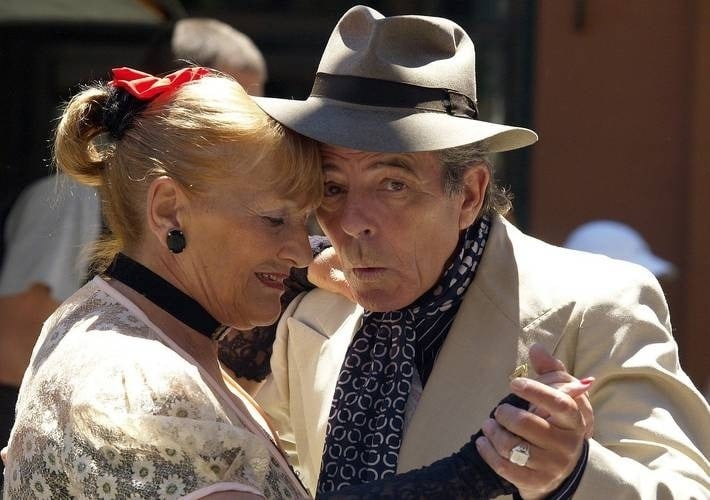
262, 215, 285, 227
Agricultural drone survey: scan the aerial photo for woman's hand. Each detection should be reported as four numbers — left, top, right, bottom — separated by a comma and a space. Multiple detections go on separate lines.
307, 246, 355, 302
477, 344, 593, 499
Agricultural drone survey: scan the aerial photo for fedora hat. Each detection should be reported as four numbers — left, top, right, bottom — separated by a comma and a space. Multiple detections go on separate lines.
254, 5, 538, 153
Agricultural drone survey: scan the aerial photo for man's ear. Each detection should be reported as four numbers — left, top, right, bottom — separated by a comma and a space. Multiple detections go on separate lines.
145, 176, 187, 250
458, 164, 490, 230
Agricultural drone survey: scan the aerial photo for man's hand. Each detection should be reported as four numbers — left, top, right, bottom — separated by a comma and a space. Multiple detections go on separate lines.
476, 344, 592, 499
527, 344, 594, 439
1, 445, 7, 465
307, 246, 355, 302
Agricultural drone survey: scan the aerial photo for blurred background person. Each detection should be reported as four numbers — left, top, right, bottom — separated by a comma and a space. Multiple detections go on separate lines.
564, 220, 677, 280
172, 17, 267, 96
0, 174, 101, 469
144, 17, 267, 96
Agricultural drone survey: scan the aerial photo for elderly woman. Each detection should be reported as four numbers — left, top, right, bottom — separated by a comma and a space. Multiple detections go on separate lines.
3, 67, 317, 499
2, 67, 590, 499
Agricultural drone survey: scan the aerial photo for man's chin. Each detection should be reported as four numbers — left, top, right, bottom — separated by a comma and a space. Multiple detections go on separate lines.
354, 289, 417, 312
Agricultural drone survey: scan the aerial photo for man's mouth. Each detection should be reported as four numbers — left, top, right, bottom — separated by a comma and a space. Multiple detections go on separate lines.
350, 267, 387, 281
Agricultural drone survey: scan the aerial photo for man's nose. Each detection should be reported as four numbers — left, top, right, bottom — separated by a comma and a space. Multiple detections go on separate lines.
339, 195, 375, 239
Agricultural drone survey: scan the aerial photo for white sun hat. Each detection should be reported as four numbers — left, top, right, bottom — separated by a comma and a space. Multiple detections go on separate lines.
564, 220, 676, 278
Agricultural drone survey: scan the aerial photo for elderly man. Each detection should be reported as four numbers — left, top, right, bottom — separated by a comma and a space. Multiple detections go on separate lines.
252, 5, 710, 499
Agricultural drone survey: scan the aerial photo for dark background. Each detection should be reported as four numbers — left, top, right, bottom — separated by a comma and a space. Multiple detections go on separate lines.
0, 0, 536, 229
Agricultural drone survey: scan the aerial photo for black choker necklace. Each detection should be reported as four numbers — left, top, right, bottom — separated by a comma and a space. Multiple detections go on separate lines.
105, 253, 229, 341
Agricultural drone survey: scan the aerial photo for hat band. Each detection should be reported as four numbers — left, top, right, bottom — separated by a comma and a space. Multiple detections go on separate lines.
310, 73, 478, 119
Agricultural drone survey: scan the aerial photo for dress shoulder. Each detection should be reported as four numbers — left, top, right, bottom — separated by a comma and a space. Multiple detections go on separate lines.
5, 278, 304, 499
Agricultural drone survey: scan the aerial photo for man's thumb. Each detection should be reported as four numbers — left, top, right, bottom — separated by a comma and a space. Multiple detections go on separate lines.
529, 342, 566, 374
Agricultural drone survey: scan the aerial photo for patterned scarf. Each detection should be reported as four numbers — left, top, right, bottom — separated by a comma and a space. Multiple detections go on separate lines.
317, 216, 491, 494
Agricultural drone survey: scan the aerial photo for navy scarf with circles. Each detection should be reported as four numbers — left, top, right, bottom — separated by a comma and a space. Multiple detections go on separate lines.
317, 216, 491, 494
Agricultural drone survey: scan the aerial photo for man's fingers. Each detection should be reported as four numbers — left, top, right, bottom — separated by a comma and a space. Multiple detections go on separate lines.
530, 375, 594, 434
576, 393, 595, 439
510, 377, 583, 429
475, 436, 559, 493
307, 248, 355, 302
535, 370, 575, 388
482, 417, 524, 462
493, 402, 568, 451
481, 418, 561, 472
529, 343, 566, 374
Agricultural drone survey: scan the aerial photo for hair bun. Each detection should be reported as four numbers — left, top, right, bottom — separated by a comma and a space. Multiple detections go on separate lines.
102, 87, 150, 140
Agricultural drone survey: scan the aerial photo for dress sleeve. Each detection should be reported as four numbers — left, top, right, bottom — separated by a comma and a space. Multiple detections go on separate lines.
318, 394, 535, 499
320, 392, 589, 499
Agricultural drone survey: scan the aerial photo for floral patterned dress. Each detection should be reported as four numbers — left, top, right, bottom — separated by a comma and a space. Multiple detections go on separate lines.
2, 277, 307, 499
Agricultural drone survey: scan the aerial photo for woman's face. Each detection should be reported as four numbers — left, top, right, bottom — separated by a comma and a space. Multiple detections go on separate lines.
182, 172, 313, 330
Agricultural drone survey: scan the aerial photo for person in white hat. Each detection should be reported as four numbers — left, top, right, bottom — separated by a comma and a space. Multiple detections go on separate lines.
253, 5, 710, 499
564, 220, 677, 278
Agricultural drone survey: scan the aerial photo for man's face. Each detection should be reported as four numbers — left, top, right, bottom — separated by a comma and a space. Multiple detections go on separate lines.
316, 145, 483, 312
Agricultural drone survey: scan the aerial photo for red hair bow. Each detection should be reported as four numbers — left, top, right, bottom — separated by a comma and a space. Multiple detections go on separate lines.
110, 66, 211, 100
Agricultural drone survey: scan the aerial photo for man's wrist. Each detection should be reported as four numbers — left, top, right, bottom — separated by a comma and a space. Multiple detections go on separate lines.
513, 439, 589, 500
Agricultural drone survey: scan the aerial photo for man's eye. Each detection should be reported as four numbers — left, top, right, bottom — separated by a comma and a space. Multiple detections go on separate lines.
324, 182, 345, 197
383, 180, 406, 191
262, 216, 284, 227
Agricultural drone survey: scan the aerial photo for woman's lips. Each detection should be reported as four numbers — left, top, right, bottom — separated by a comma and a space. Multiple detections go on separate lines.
256, 272, 288, 290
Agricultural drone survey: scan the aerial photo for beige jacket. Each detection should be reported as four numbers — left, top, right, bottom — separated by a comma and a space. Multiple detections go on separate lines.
256, 216, 710, 499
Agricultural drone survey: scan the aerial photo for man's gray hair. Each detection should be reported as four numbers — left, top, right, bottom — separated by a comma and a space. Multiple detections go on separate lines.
437, 141, 512, 216
172, 18, 267, 80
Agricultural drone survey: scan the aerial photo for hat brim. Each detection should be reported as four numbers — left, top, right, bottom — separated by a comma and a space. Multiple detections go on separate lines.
634, 253, 676, 279
253, 96, 538, 153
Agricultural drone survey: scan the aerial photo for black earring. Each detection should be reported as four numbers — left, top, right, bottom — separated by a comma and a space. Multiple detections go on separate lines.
166, 229, 186, 254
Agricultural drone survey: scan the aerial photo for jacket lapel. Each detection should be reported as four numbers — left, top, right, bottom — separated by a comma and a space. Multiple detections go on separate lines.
286, 291, 364, 486
398, 216, 569, 471
397, 282, 524, 471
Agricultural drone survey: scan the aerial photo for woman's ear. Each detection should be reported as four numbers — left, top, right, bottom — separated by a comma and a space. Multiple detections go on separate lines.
458, 164, 490, 230
145, 176, 187, 249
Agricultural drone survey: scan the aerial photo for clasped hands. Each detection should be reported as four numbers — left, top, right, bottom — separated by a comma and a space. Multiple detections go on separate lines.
476, 344, 594, 499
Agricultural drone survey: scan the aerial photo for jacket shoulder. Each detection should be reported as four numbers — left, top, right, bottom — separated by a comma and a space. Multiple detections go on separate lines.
492, 218, 663, 301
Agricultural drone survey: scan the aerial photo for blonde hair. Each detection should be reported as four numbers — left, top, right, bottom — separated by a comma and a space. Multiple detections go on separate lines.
54, 73, 321, 271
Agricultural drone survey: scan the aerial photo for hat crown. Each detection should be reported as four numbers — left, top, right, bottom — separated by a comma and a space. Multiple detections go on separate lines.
565, 221, 649, 259
317, 5, 477, 100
